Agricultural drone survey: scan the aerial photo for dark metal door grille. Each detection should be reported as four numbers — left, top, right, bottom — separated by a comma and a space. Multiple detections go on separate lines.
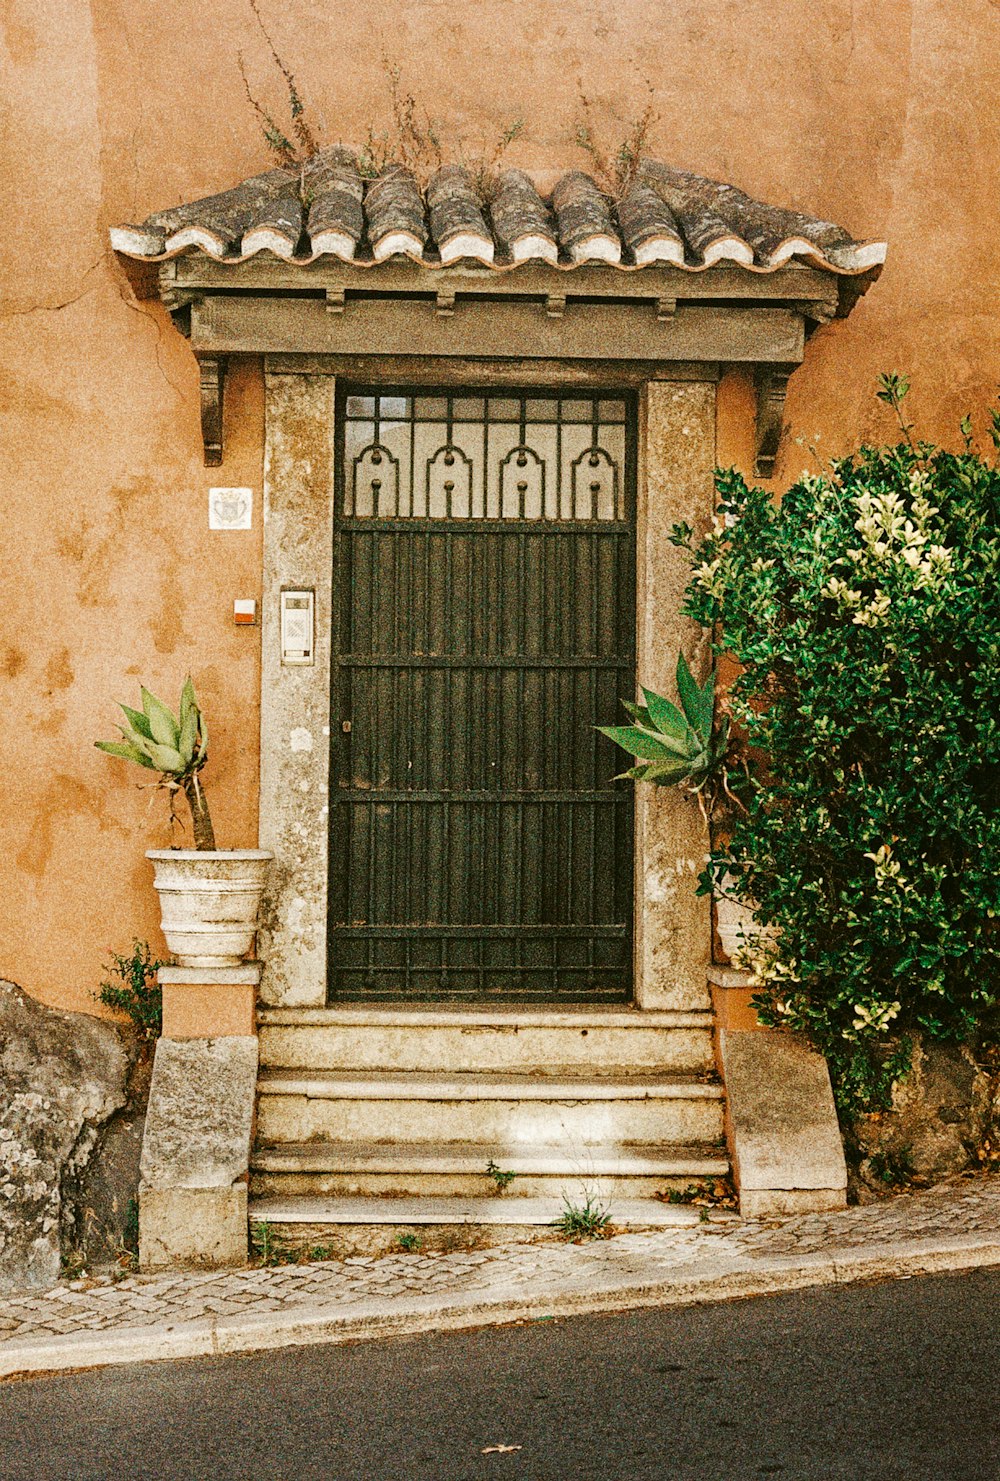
328, 388, 636, 1002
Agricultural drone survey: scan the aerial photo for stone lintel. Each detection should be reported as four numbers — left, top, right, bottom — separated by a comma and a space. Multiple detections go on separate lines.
719, 1028, 847, 1216
191, 296, 805, 365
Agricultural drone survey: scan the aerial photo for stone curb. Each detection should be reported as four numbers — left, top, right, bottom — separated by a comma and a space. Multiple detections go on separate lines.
2, 1232, 999, 1381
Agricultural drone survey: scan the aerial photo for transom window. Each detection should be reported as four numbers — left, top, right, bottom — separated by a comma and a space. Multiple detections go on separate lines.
343, 392, 628, 522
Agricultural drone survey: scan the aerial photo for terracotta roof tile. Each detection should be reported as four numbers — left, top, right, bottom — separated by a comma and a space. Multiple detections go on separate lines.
491, 170, 557, 264
110, 148, 886, 276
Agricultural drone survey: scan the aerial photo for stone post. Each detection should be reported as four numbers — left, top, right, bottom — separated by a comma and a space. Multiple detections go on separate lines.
633, 380, 716, 1011
138, 964, 261, 1271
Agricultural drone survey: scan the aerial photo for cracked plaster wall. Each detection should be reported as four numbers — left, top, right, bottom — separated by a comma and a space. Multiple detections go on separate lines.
2, 1, 999, 1012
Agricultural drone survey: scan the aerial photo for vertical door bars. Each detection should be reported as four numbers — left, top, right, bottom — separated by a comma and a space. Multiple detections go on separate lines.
328, 388, 636, 1002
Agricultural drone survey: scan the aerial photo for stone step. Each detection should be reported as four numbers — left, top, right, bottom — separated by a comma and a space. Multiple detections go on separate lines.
250, 1137, 730, 1199
256, 1070, 726, 1147
248, 1193, 738, 1256
257, 1005, 715, 1077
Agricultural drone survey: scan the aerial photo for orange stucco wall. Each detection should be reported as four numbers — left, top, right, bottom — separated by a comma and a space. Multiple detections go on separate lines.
2, 0, 998, 1012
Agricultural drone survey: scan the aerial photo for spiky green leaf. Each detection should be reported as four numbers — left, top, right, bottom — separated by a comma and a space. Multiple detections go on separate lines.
141, 687, 180, 748
118, 703, 153, 741
615, 764, 653, 781
621, 699, 652, 728
178, 703, 199, 767
145, 740, 184, 774
643, 757, 698, 784
697, 668, 716, 736
116, 723, 157, 759
596, 725, 677, 762
675, 652, 707, 739
642, 687, 697, 746
196, 709, 209, 764
95, 739, 156, 769
179, 675, 198, 730
639, 689, 685, 736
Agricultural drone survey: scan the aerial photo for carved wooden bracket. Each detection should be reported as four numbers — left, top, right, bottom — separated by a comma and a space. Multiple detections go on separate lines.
755, 365, 793, 478
198, 354, 227, 467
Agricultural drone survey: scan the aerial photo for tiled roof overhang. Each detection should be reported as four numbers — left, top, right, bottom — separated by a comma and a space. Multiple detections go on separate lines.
111, 150, 886, 474
111, 150, 886, 285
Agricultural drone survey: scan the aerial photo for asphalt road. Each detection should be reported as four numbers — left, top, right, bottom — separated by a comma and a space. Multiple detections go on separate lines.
1, 1267, 998, 1480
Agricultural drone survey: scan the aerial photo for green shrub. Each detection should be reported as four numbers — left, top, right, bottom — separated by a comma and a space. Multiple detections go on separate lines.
674, 383, 1000, 1114
94, 939, 164, 1040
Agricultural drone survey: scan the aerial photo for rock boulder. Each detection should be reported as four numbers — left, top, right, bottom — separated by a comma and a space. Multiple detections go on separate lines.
0, 980, 128, 1291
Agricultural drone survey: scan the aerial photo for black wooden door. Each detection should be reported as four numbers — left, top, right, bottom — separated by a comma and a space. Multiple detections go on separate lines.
328, 388, 635, 1002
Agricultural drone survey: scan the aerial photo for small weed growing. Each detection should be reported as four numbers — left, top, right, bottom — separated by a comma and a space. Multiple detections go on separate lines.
250, 1220, 336, 1266
486, 1159, 518, 1195
552, 1192, 611, 1241
659, 1177, 737, 1211
395, 1233, 422, 1253
867, 1149, 916, 1187
359, 56, 523, 202
113, 1197, 140, 1273
250, 1219, 287, 1265
238, 0, 319, 165
93, 939, 164, 1041
574, 79, 659, 199
60, 1249, 87, 1281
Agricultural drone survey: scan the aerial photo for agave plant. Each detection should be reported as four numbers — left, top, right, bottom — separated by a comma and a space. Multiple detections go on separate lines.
598, 652, 734, 821
95, 677, 215, 849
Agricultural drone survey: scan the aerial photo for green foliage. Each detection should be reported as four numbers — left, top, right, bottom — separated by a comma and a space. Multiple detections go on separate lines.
866, 1147, 916, 1187
597, 652, 735, 821
115, 1197, 140, 1272
675, 384, 1000, 1115
486, 1159, 518, 1194
94, 940, 164, 1041
395, 1233, 422, 1253
95, 677, 215, 849
250, 1219, 284, 1264
552, 1191, 612, 1240
250, 1220, 336, 1266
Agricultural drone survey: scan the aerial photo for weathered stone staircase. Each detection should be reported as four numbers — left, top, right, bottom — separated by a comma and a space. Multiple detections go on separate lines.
249, 1005, 730, 1253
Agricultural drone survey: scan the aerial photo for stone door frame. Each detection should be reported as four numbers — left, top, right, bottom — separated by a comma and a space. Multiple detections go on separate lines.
258, 356, 715, 1013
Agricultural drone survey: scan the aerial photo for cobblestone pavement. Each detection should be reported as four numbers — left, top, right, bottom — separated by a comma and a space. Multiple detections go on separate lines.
1, 1174, 998, 1376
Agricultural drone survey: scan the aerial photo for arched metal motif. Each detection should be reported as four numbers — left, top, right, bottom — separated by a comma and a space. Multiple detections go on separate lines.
352, 442, 400, 517
571, 444, 619, 520
426, 443, 474, 518
499, 444, 545, 520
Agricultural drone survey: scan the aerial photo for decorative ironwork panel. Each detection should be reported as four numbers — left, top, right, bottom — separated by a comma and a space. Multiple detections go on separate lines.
329, 389, 636, 1002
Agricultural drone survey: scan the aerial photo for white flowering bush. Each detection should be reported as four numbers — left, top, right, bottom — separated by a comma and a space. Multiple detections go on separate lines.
673, 379, 1000, 1113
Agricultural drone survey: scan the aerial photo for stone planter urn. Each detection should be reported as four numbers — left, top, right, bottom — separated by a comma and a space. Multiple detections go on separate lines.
146, 849, 273, 968
714, 872, 776, 965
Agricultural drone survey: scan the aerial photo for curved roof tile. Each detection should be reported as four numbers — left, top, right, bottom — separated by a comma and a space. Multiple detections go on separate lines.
109, 148, 886, 277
